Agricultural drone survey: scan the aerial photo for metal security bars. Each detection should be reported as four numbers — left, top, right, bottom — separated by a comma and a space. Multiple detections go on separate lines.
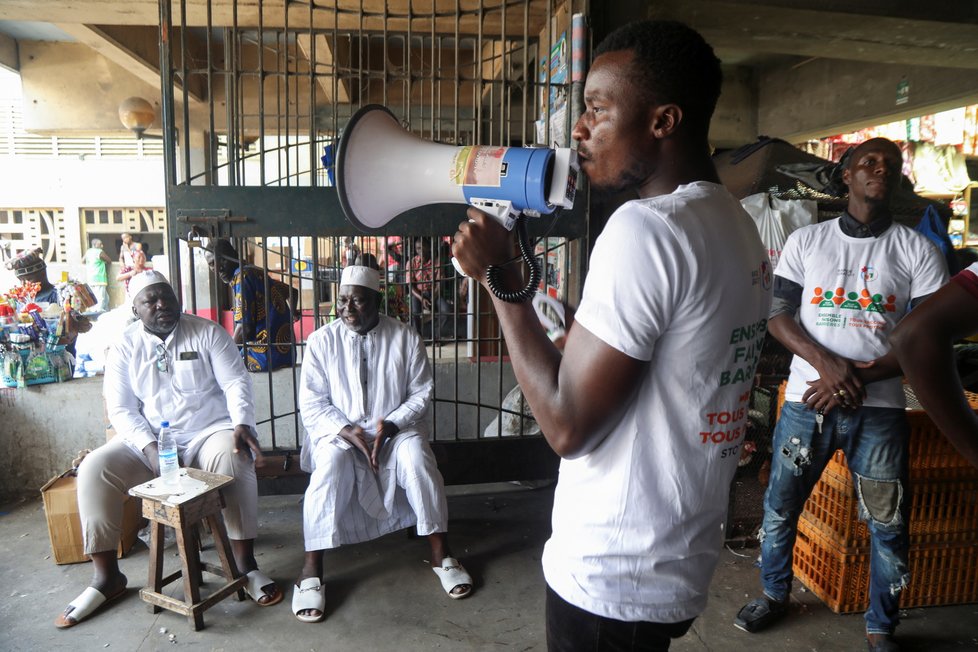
157, 0, 590, 486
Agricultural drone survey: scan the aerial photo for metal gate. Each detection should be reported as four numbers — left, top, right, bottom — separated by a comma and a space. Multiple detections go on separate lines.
155, 0, 591, 489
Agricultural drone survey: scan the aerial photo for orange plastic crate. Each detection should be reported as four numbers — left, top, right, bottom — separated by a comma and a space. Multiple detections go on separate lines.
828, 412, 978, 478
792, 521, 978, 613
800, 463, 978, 547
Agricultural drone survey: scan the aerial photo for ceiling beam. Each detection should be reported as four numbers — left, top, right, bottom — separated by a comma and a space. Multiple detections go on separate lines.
0, 32, 17, 71
295, 34, 351, 104
700, 0, 978, 25
1, 1, 551, 37
55, 23, 206, 102
650, 1, 978, 70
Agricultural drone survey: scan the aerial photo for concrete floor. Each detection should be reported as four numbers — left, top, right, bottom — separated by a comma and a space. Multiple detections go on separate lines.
1, 483, 976, 652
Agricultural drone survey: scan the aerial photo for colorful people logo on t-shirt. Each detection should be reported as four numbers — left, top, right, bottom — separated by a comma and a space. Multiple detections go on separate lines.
812, 286, 836, 307
839, 291, 862, 310
809, 285, 897, 314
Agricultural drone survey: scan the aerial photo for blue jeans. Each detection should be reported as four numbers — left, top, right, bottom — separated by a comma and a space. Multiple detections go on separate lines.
758, 401, 910, 635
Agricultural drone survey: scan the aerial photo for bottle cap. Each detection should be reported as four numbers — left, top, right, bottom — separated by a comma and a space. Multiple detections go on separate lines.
161, 421, 170, 428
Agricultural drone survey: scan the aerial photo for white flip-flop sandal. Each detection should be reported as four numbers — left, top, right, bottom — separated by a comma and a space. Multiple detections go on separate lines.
54, 586, 126, 629
292, 578, 326, 623
432, 557, 473, 600
245, 569, 284, 607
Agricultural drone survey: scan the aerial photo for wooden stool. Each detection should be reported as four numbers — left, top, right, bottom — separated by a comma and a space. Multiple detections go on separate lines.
128, 468, 248, 630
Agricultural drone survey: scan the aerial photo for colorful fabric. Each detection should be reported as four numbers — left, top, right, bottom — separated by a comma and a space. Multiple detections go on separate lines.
233, 265, 294, 371
382, 282, 410, 322
410, 254, 437, 295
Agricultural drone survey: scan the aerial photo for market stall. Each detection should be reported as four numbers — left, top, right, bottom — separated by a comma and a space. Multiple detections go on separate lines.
1, 278, 96, 387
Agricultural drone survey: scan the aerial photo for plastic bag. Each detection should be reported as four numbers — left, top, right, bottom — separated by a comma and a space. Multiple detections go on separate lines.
914, 204, 959, 276
740, 193, 817, 269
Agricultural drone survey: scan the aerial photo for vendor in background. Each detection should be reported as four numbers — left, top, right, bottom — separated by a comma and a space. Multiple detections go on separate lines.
342, 236, 360, 268
118, 233, 135, 268
84, 238, 112, 312
116, 242, 148, 292
205, 239, 295, 372
4, 247, 92, 354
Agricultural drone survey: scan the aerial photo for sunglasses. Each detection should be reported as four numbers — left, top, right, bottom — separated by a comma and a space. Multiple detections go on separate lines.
156, 343, 168, 373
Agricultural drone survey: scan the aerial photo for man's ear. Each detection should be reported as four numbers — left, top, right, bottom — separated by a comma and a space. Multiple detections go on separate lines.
650, 104, 682, 139
842, 167, 851, 189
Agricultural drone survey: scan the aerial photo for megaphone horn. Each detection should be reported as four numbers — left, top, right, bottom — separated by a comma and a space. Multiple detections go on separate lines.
335, 104, 578, 232
335, 105, 578, 303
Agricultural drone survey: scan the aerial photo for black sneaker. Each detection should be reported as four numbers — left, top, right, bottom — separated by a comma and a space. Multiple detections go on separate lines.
866, 634, 900, 652
733, 595, 788, 633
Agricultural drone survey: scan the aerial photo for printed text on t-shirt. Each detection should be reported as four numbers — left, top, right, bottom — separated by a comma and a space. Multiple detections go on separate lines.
719, 318, 767, 387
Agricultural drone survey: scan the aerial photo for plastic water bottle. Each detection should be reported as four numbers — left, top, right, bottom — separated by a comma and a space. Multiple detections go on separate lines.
158, 421, 181, 490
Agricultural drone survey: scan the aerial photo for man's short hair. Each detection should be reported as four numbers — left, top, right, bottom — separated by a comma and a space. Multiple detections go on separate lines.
594, 20, 722, 136
846, 137, 902, 170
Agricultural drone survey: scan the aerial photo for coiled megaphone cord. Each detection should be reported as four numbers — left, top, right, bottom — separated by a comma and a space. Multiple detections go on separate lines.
486, 217, 541, 303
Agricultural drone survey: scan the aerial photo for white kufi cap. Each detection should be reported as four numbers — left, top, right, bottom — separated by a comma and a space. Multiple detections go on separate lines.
128, 270, 171, 299
340, 265, 380, 291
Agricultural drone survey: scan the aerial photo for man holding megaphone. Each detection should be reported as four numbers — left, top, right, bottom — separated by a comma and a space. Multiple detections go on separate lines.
453, 20, 772, 652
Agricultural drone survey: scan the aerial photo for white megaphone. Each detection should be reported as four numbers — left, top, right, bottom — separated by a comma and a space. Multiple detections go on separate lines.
335, 105, 578, 302
335, 104, 578, 234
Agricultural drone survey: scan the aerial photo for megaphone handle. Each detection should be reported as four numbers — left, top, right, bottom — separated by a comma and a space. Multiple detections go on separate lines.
452, 256, 468, 278
486, 217, 541, 304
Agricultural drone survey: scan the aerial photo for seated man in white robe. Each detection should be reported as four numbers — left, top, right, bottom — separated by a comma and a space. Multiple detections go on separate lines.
55, 271, 283, 629
292, 265, 472, 623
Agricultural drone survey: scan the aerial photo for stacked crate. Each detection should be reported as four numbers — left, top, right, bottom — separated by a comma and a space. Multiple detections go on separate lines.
788, 387, 978, 613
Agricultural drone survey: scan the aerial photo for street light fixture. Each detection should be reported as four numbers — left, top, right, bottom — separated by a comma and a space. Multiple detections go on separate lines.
118, 96, 163, 140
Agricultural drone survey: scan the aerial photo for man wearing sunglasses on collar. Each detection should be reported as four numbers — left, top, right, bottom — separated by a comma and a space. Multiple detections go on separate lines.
55, 270, 283, 630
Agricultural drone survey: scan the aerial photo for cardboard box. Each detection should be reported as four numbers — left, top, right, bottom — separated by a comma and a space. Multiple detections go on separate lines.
40, 472, 141, 565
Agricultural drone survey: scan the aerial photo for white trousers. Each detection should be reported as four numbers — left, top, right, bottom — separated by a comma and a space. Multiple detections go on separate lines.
303, 431, 448, 551
77, 429, 258, 554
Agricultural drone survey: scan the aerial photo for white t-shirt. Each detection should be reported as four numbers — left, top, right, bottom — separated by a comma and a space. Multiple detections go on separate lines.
543, 182, 772, 623
778, 219, 948, 407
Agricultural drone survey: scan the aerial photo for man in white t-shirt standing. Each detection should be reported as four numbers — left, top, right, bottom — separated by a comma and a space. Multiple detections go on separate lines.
453, 21, 771, 651
734, 138, 948, 652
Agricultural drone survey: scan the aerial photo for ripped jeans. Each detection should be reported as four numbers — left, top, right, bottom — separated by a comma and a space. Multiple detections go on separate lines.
758, 402, 910, 635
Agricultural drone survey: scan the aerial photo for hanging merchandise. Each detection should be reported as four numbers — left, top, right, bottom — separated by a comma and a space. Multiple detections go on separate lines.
919, 114, 936, 142
932, 108, 966, 147
740, 193, 817, 269
965, 105, 978, 156
912, 142, 972, 195
907, 117, 921, 143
